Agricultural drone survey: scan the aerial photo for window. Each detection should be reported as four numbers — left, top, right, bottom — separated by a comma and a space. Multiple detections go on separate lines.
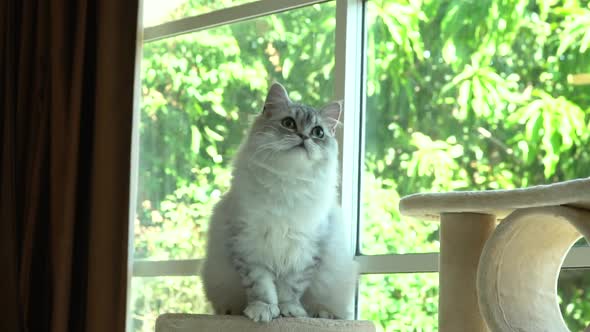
130, 0, 590, 331
132, 1, 336, 331
359, 0, 590, 329
142, 0, 257, 27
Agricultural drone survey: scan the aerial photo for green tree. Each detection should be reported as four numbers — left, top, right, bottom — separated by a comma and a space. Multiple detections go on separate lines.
362, 0, 589, 330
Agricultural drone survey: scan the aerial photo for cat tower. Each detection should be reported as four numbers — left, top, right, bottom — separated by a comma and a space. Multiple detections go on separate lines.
156, 177, 590, 331
400, 177, 590, 332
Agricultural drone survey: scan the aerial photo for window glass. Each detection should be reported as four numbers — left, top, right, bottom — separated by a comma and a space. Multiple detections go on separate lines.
362, 0, 590, 255
359, 273, 439, 331
130, 276, 212, 332
143, 0, 255, 28
559, 268, 590, 331
135, 3, 336, 260
360, 269, 590, 331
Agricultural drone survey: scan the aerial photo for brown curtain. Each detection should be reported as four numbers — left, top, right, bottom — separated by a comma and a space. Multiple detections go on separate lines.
0, 0, 140, 331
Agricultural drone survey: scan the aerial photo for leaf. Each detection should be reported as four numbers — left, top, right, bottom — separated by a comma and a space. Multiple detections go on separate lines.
457, 80, 472, 119
190, 126, 201, 154
205, 145, 218, 159
526, 113, 544, 165
204, 126, 223, 142
556, 7, 590, 55
211, 105, 227, 117
282, 58, 293, 79
442, 41, 457, 64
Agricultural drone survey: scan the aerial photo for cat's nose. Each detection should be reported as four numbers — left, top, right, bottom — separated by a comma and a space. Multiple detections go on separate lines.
297, 133, 310, 140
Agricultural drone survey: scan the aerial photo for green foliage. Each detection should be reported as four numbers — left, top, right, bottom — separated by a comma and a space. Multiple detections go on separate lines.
361, 274, 438, 332
135, 1, 335, 261
133, 0, 590, 331
559, 269, 590, 331
131, 277, 212, 331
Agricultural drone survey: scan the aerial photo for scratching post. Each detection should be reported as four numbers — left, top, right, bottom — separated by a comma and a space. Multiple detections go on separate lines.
439, 213, 495, 332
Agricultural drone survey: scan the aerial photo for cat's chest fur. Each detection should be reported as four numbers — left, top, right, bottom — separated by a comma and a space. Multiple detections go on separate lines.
243, 220, 318, 276
234, 166, 334, 225
231, 169, 333, 275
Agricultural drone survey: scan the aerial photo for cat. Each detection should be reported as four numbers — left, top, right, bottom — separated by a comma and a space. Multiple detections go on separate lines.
201, 82, 358, 322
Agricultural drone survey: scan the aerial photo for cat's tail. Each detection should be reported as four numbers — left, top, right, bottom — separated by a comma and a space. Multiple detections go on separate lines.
303, 257, 359, 319
303, 205, 359, 319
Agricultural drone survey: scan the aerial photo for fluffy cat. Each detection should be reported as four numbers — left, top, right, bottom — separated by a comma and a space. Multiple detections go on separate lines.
201, 83, 358, 322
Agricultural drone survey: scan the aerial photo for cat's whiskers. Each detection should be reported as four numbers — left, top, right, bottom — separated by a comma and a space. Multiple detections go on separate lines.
248, 136, 315, 182
305, 141, 322, 157
249, 138, 282, 162
252, 133, 299, 157
248, 159, 315, 183
261, 125, 280, 134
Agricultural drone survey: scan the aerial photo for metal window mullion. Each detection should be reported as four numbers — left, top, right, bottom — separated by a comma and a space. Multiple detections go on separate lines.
334, 0, 364, 319
357, 253, 439, 274
334, 0, 365, 259
144, 0, 330, 42
127, 2, 146, 331
131, 247, 590, 277
133, 259, 203, 277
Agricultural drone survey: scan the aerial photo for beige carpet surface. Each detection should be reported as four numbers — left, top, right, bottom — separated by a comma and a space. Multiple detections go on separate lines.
156, 314, 376, 332
399, 177, 590, 220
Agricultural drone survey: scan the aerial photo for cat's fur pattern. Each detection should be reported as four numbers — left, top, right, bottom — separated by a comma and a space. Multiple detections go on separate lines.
201, 83, 358, 322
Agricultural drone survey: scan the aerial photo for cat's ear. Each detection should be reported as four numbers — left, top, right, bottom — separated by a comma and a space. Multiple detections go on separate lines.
263, 82, 290, 117
320, 101, 343, 134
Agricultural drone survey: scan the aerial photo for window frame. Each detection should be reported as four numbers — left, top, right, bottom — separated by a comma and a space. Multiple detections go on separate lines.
129, 0, 590, 326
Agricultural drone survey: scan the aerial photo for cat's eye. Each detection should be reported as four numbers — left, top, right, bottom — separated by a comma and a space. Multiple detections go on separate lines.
311, 126, 324, 138
281, 117, 297, 130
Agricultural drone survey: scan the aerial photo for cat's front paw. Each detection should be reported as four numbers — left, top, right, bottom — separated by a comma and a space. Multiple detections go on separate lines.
279, 302, 308, 317
243, 301, 280, 322
308, 307, 337, 319
317, 309, 335, 319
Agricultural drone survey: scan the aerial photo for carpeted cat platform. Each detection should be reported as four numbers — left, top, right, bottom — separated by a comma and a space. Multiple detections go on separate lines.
400, 177, 590, 220
155, 314, 376, 332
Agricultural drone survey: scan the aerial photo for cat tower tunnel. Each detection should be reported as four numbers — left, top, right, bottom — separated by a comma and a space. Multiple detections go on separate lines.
156, 178, 590, 332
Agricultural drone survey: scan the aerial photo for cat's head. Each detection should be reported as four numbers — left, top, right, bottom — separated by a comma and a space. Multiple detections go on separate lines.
245, 83, 342, 172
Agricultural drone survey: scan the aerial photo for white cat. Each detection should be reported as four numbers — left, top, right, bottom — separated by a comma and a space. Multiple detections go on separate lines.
201, 83, 358, 322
